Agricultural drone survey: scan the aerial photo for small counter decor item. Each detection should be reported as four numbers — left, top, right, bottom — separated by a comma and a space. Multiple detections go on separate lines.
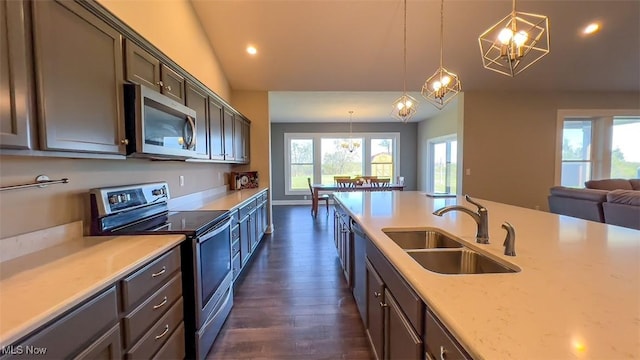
230, 171, 259, 190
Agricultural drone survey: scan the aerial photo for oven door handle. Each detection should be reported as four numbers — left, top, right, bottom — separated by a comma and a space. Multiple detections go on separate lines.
197, 217, 232, 244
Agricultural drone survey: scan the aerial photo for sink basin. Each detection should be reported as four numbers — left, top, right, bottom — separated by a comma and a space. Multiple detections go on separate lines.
383, 229, 463, 249
407, 249, 519, 274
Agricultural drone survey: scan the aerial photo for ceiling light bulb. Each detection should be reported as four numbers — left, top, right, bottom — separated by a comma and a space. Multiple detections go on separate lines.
441, 76, 451, 86
432, 81, 442, 91
498, 28, 513, 44
396, 102, 405, 110
584, 23, 600, 34
246, 46, 257, 55
405, 100, 413, 107
514, 31, 528, 46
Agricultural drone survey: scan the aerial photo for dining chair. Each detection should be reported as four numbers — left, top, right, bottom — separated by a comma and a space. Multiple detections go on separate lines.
336, 178, 357, 188
308, 177, 330, 216
359, 176, 378, 184
333, 175, 351, 184
370, 178, 390, 187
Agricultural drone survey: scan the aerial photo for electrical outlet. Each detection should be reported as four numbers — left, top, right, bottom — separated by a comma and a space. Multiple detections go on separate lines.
179, 175, 185, 187
465, 168, 471, 176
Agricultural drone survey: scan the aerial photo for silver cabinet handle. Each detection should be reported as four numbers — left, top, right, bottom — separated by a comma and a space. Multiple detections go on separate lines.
153, 296, 168, 310
120, 139, 129, 145
155, 325, 169, 340
440, 346, 447, 360
156, 80, 164, 87
379, 302, 388, 308
151, 266, 166, 278
165, 85, 172, 91
374, 291, 381, 298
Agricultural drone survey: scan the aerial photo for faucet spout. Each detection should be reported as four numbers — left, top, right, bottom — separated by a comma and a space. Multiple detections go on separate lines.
432, 195, 490, 244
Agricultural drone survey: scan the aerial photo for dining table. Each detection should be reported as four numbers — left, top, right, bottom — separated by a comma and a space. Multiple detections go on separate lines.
311, 183, 405, 217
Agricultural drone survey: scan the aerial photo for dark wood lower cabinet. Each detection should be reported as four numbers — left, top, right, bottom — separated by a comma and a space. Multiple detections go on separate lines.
74, 324, 122, 360
366, 259, 385, 360
386, 290, 423, 360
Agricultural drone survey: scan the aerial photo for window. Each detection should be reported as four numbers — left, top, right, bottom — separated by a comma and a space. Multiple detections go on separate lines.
556, 110, 640, 187
284, 133, 399, 194
289, 138, 314, 191
428, 135, 457, 194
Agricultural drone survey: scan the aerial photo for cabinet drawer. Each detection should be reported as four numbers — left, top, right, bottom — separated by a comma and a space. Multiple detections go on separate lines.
11, 286, 118, 359
121, 247, 181, 310
367, 240, 423, 334
152, 322, 185, 360
238, 199, 257, 219
126, 298, 183, 360
425, 310, 469, 360
231, 252, 241, 280
230, 210, 239, 225
123, 272, 183, 347
259, 192, 268, 203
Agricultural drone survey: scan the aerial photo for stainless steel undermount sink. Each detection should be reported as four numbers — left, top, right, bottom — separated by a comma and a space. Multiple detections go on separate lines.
382, 228, 464, 249
406, 249, 519, 274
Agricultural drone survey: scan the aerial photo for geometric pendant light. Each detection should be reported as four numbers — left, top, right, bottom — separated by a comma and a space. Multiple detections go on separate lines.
391, 0, 418, 122
478, 0, 550, 77
421, 0, 461, 110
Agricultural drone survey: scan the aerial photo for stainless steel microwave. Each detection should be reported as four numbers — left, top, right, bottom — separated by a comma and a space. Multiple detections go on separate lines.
124, 84, 202, 159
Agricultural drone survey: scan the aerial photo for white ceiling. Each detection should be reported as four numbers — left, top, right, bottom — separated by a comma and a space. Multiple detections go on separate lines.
190, 0, 640, 123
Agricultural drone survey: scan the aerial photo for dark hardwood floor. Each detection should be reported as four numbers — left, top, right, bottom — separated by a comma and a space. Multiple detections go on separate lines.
207, 205, 373, 359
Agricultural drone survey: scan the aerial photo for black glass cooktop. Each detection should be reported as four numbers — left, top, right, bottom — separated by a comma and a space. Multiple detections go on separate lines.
113, 210, 229, 237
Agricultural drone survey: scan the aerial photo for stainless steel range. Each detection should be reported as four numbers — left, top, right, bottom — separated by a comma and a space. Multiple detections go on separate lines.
89, 182, 232, 360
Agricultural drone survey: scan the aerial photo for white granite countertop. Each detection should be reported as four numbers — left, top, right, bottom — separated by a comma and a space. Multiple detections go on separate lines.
334, 191, 640, 359
171, 187, 269, 211
0, 234, 184, 347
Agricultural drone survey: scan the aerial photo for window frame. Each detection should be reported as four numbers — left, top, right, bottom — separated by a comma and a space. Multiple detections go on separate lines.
284, 132, 400, 195
427, 134, 458, 195
555, 109, 640, 186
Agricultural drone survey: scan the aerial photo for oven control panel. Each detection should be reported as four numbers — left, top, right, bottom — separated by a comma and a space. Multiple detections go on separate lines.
90, 182, 170, 216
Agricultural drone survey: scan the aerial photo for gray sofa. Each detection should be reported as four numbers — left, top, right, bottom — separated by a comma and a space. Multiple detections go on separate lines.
548, 178, 640, 230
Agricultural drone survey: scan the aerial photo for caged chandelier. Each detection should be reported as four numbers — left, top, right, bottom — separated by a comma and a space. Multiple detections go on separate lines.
478, 0, 550, 77
341, 110, 361, 153
391, 0, 418, 123
421, 0, 461, 109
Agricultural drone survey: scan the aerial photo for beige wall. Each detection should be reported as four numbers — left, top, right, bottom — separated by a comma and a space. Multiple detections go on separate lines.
0, 1, 238, 238
230, 91, 271, 189
97, 0, 230, 100
417, 95, 463, 192
462, 90, 640, 211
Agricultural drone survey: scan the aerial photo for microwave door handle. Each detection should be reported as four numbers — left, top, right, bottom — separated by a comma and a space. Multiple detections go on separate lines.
185, 115, 196, 150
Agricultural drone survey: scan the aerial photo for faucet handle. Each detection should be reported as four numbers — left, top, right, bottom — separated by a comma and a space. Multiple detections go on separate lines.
464, 195, 486, 211
501, 221, 516, 256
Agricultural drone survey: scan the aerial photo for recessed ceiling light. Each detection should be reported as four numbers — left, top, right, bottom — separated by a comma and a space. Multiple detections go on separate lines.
583, 23, 600, 35
246, 45, 257, 55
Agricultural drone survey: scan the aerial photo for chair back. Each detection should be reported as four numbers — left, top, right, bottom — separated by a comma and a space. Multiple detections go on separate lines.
336, 178, 357, 188
359, 176, 378, 184
307, 177, 314, 195
370, 178, 390, 187
333, 176, 351, 184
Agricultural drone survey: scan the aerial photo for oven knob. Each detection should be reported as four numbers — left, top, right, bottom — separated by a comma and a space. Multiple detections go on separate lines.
119, 194, 128, 202
124, 193, 131, 201
108, 195, 120, 204
152, 187, 166, 196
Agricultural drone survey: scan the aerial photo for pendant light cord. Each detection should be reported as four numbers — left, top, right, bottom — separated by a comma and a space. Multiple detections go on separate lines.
402, 0, 407, 96
439, 0, 444, 69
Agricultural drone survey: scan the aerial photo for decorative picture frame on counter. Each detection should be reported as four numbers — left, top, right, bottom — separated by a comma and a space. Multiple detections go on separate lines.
230, 171, 259, 190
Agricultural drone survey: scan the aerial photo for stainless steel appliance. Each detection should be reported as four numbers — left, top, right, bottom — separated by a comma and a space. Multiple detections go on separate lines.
124, 84, 205, 159
90, 182, 232, 360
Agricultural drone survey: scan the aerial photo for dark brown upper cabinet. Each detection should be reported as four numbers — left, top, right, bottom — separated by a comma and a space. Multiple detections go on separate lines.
208, 98, 225, 161
125, 39, 185, 104
234, 115, 250, 164
0, 0, 32, 150
185, 81, 210, 159
32, 0, 126, 154
222, 109, 235, 161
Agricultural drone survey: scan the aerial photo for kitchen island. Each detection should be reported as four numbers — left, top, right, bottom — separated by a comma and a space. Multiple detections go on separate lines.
334, 191, 639, 359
